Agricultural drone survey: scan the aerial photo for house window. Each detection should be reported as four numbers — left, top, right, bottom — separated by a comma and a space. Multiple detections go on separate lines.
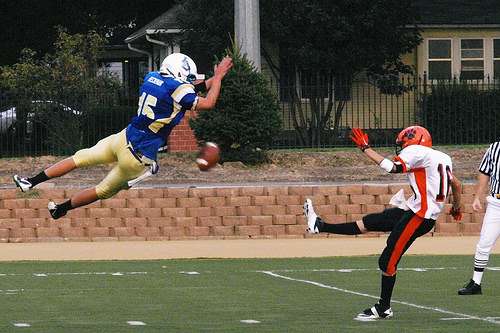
494, 39, 500, 80
99, 62, 124, 82
460, 39, 484, 80
428, 39, 452, 80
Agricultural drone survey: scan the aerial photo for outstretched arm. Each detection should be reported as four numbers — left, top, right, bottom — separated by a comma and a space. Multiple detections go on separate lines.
195, 57, 233, 110
201, 58, 230, 90
350, 128, 400, 173
363, 148, 387, 165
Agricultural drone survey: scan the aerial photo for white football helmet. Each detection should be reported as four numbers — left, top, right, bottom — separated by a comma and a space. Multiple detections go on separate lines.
159, 53, 205, 83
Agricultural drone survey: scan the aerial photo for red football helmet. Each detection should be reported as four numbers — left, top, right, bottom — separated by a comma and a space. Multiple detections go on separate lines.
396, 126, 432, 151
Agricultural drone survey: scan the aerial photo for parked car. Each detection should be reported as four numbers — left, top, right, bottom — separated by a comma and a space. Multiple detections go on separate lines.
0, 106, 16, 134
0, 100, 80, 134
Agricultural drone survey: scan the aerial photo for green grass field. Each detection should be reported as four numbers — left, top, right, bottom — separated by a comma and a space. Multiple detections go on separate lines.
0, 255, 499, 332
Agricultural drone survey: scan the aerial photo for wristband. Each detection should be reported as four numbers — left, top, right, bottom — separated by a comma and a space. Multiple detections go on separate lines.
379, 158, 394, 173
194, 80, 207, 93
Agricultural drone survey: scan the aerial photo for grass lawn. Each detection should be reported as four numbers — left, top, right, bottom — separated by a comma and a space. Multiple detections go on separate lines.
0, 255, 498, 332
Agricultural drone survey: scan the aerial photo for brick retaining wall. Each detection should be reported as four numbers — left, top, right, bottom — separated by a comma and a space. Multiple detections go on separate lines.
0, 184, 481, 243
167, 113, 198, 152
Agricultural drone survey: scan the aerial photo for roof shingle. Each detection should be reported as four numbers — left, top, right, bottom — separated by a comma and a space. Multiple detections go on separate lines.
125, 5, 181, 43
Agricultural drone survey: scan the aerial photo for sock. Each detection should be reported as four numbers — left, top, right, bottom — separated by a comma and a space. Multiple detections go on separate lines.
50, 200, 73, 220
473, 255, 488, 285
57, 200, 73, 214
27, 171, 50, 187
473, 269, 484, 285
318, 220, 361, 235
379, 274, 396, 309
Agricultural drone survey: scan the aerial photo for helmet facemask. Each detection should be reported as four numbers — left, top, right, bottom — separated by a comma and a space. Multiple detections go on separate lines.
395, 141, 404, 155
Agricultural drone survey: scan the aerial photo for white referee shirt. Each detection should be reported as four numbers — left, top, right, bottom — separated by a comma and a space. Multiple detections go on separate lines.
395, 145, 454, 220
479, 141, 500, 195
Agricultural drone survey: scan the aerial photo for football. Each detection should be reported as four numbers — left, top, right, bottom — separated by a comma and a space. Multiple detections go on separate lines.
196, 142, 220, 171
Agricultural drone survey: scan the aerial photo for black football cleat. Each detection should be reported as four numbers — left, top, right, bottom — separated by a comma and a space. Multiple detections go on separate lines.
458, 279, 482, 295
48, 201, 67, 220
355, 303, 393, 321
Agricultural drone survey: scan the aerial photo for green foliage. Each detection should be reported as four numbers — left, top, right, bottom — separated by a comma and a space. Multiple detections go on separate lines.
16, 188, 41, 199
0, 0, 177, 65
176, 0, 421, 77
177, 0, 422, 147
261, 0, 421, 146
0, 29, 125, 156
175, 0, 234, 73
262, 0, 421, 77
189, 46, 282, 164
423, 83, 500, 144
0, 28, 119, 95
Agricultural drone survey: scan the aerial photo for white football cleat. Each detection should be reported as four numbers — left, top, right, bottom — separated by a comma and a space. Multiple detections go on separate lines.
13, 175, 33, 192
354, 305, 393, 322
303, 198, 320, 233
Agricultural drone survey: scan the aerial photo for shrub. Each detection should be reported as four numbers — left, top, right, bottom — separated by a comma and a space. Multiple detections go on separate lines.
0, 28, 123, 156
422, 83, 500, 145
190, 47, 282, 164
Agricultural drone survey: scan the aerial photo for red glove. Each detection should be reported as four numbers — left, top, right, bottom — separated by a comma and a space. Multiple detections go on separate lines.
448, 206, 462, 221
350, 128, 370, 151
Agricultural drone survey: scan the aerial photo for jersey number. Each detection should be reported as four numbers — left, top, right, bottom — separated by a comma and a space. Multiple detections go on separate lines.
436, 164, 452, 202
137, 92, 157, 119
137, 92, 182, 133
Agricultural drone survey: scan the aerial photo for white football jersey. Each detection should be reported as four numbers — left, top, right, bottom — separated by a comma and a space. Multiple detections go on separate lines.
395, 145, 453, 220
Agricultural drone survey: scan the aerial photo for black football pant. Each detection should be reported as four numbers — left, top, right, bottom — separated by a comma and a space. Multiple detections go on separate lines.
363, 208, 435, 275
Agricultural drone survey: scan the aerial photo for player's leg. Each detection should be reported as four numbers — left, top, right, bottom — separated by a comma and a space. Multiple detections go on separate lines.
303, 198, 364, 234
48, 164, 145, 219
13, 133, 118, 192
459, 199, 500, 295
304, 198, 404, 235
13, 158, 76, 192
91, 131, 149, 201
47, 130, 147, 219
96, 163, 146, 199
48, 187, 98, 219
356, 211, 434, 321
48, 164, 139, 219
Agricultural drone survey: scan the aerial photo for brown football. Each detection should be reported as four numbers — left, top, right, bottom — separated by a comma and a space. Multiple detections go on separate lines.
196, 142, 220, 171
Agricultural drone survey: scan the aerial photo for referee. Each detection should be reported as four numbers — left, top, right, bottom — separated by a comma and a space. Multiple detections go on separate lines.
458, 141, 500, 295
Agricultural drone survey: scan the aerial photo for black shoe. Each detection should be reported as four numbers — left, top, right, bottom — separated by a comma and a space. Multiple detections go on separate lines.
458, 279, 482, 295
48, 201, 67, 220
